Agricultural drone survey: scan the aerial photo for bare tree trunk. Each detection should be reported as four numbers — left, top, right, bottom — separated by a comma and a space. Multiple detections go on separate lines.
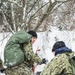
34, 1, 57, 31
11, 3, 16, 31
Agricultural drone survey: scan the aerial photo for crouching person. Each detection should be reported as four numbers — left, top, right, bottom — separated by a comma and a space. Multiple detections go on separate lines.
3, 30, 42, 75
40, 41, 74, 75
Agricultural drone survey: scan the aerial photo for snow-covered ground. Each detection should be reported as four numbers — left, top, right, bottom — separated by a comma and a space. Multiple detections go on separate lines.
0, 72, 5, 75
0, 27, 75, 75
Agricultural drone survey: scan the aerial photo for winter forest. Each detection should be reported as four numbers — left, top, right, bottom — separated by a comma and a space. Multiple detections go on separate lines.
0, 0, 75, 75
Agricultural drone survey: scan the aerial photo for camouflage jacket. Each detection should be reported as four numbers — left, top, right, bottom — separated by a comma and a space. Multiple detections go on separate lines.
40, 52, 74, 75
23, 42, 42, 68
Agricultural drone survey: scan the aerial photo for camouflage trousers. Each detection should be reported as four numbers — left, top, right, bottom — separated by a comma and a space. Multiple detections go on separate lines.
5, 62, 33, 75
0, 59, 3, 70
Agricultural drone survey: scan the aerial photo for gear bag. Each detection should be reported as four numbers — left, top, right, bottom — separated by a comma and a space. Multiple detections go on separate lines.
66, 54, 75, 75
4, 30, 32, 67
69, 56, 75, 75
61, 54, 75, 75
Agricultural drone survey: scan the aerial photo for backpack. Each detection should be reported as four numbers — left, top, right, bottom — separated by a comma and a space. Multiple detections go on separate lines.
69, 56, 75, 75
4, 30, 32, 67
61, 54, 75, 75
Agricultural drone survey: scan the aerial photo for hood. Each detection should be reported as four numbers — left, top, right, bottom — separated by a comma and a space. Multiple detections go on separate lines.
55, 47, 72, 56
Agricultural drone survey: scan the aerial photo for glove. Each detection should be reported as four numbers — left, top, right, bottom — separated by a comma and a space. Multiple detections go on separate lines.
72, 56, 75, 60
0, 68, 6, 73
41, 58, 47, 64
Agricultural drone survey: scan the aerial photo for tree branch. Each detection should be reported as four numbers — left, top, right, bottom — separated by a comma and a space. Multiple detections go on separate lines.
27, 0, 39, 14
11, 3, 16, 31
1, 9, 14, 34
8, 0, 22, 7
26, 2, 49, 30
34, 1, 57, 31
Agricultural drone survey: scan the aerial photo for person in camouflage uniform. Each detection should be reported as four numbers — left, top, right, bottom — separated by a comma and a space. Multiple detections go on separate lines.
3, 30, 42, 75
40, 41, 74, 75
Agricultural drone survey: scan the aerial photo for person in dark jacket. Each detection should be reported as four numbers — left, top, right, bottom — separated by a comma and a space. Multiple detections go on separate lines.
40, 41, 74, 75
3, 30, 42, 75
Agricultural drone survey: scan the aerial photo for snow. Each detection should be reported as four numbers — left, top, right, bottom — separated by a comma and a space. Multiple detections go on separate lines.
0, 72, 5, 75
0, 32, 12, 63
34, 64, 45, 73
0, 27, 75, 75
